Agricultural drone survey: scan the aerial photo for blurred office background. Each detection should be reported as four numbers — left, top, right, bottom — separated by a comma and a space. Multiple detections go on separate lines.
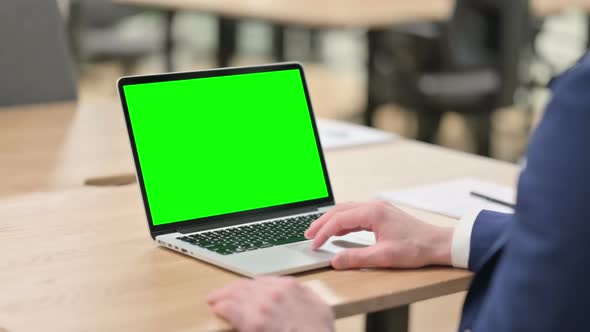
3, 1, 589, 330
51, 0, 588, 163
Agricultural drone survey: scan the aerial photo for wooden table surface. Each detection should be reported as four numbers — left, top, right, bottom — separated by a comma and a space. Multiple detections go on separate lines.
0, 101, 134, 198
115, 0, 590, 28
0, 110, 519, 331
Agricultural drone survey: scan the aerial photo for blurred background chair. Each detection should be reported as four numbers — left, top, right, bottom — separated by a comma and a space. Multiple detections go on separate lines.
68, 0, 171, 74
0, 0, 77, 107
366, 0, 531, 156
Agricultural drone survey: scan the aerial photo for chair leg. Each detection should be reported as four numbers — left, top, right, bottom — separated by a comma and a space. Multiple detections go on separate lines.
272, 25, 286, 62
120, 58, 138, 76
364, 100, 379, 127
415, 109, 443, 144
364, 29, 386, 127
163, 10, 176, 72
218, 17, 237, 68
66, 0, 82, 71
467, 113, 493, 157
309, 28, 321, 62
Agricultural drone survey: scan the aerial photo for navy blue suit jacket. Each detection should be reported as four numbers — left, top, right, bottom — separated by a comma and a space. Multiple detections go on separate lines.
459, 54, 590, 331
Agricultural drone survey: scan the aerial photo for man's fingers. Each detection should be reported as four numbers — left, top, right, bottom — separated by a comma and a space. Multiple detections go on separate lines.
207, 279, 251, 304
331, 245, 392, 270
305, 202, 358, 239
211, 300, 245, 328
311, 208, 374, 249
332, 227, 363, 237
207, 288, 230, 304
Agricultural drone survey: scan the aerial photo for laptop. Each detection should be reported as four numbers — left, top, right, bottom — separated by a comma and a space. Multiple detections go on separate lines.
117, 63, 372, 277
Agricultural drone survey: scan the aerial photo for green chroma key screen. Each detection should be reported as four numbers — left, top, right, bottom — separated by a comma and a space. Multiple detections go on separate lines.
123, 69, 329, 226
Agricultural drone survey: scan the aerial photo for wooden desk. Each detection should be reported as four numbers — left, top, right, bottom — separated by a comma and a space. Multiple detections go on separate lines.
0, 101, 134, 197
0, 136, 519, 331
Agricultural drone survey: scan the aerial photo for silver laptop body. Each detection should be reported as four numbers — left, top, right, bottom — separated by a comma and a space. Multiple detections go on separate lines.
118, 63, 372, 277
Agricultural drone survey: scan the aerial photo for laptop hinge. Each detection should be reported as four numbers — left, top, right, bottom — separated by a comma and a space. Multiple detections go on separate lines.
176, 204, 331, 234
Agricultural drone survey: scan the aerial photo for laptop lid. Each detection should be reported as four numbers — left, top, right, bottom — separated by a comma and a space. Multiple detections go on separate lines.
118, 63, 334, 238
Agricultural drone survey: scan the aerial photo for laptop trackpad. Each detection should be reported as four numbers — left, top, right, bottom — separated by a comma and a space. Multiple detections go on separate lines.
287, 233, 373, 255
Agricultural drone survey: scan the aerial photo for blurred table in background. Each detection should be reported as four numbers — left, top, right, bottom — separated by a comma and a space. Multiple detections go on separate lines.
114, 0, 590, 28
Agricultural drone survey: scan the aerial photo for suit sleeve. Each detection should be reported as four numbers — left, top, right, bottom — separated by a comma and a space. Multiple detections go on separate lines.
467, 210, 512, 272
472, 54, 590, 331
451, 209, 512, 270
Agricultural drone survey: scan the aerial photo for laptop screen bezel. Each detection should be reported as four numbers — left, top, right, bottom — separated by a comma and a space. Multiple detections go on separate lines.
117, 62, 335, 238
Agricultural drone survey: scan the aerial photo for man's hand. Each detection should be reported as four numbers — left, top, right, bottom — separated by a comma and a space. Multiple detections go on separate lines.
207, 276, 334, 332
305, 201, 453, 270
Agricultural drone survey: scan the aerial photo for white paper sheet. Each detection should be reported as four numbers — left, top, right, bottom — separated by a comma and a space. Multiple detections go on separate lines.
377, 178, 516, 219
316, 118, 397, 150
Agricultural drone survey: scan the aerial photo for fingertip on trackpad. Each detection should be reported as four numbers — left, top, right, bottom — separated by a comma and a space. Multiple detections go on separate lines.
319, 239, 369, 254
330, 240, 369, 249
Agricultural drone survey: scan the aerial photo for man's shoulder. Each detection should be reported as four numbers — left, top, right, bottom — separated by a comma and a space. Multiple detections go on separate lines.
546, 52, 590, 120
551, 53, 590, 95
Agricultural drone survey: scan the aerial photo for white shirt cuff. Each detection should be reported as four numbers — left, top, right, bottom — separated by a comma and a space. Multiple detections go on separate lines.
451, 208, 481, 268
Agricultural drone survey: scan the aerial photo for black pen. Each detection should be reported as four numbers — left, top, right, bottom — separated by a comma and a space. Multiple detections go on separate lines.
470, 191, 516, 209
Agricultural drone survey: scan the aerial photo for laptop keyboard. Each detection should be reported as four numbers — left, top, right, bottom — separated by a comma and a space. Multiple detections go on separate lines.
176, 213, 324, 255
